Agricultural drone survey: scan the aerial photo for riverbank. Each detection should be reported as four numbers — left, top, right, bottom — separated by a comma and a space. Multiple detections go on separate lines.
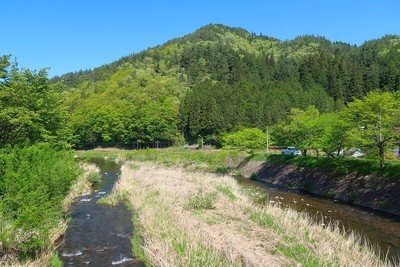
0, 162, 99, 267
105, 161, 391, 267
78, 148, 400, 215
240, 160, 400, 215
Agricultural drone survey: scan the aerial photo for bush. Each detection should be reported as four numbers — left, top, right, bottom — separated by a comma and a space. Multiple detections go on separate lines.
0, 143, 79, 259
221, 128, 266, 151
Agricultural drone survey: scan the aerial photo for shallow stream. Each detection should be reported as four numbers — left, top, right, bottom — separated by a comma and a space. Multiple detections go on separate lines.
58, 158, 144, 266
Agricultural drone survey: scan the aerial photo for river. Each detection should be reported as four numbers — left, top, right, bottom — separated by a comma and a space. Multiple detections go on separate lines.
236, 177, 400, 264
58, 158, 145, 266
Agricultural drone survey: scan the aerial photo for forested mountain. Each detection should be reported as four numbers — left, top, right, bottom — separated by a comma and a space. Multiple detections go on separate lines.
53, 24, 400, 145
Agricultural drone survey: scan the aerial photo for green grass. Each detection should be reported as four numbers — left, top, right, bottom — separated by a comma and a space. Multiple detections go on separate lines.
126, 148, 244, 170
216, 184, 237, 201
185, 189, 218, 210
77, 150, 120, 161
78, 147, 400, 179
77, 147, 245, 172
87, 171, 101, 185
276, 243, 321, 267
263, 154, 400, 179
247, 210, 282, 233
51, 253, 63, 267
215, 166, 230, 174
249, 210, 276, 228
130, 209, 150, 266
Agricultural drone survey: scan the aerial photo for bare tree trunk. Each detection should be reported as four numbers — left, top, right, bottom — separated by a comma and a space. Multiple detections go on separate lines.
314, 149, 319, 159
379, 144, 385, 169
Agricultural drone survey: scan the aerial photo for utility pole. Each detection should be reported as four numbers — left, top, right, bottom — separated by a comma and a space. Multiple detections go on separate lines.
266, 126, 269, 154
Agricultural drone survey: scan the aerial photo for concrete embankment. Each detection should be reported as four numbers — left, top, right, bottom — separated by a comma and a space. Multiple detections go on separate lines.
240, 161, 400, 215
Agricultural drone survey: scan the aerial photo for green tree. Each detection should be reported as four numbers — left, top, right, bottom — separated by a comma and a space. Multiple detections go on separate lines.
312, 113, 351, 157
271, 106, 321, 156
221, 128, 266, 151
0, 60, 67, 147
136, 99, 179, 142
0, 55, 10, 78
344, 91, 400, 168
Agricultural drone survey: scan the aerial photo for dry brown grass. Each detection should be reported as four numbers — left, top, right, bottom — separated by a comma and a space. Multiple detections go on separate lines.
111, 161, 392, 267
1, 252, 54, 267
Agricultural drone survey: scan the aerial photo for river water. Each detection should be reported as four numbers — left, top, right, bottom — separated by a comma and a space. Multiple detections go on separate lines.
236, 177, 400, 264
58, 158, 145, 266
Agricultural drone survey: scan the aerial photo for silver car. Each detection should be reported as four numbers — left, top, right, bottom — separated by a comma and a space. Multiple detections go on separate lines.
281, 147, 301, 156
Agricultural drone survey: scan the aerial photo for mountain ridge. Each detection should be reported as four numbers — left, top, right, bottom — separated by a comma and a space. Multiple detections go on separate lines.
55, 24, 400, 145
53, 24, 399, 85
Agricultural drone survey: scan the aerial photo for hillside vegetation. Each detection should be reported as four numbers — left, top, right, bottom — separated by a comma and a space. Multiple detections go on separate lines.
53, 24, 400, 145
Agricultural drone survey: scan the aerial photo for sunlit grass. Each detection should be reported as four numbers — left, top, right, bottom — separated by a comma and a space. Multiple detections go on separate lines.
107, 161, 392, 267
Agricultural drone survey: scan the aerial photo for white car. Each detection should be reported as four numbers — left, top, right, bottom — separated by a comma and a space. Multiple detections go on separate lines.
281, 147, 301, 156
351, 149, 364, 158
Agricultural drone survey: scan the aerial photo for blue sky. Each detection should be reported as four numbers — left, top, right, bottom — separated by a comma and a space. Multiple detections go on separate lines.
2, 0, 399, 77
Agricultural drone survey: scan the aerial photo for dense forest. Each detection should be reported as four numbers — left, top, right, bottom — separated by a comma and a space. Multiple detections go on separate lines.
52, 24, 400, 146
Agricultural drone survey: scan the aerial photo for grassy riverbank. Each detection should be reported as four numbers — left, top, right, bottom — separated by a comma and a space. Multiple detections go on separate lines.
250, 153, 400, 180
79, 147, 400, 180
77, 147, 398, 265
78, 147, 245, 173
105, 161, 390, 266
0, 144, 99, 267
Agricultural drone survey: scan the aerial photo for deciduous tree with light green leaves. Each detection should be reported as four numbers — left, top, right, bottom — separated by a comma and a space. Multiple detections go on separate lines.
0, 57, 67, 147
343, 91, 400, 168
221, 128, 266, 151
312, 113, 351, 157
271, 105, 321, 156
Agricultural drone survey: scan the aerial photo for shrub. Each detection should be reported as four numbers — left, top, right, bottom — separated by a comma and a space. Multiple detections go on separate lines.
0, 143, 79, 259
221, 128, 266, 151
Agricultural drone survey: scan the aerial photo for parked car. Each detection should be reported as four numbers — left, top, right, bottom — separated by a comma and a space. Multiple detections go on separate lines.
351, 149, 364, 158
332, 149, 345, 156
393, 148, 399, 159
281, 147, 301, 156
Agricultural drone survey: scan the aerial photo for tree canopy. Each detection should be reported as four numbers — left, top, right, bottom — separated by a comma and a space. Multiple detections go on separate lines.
52, 25, 400, 145
343, 91, 400, 167
0, 57, 67, 147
